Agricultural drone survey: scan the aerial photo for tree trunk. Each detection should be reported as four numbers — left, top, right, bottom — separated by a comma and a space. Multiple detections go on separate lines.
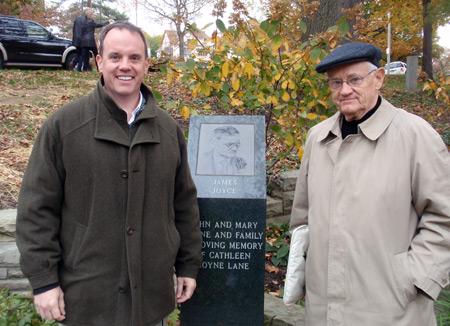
177, 28, 186, 58
422, 0, 433, 79
303, 0, 361, 41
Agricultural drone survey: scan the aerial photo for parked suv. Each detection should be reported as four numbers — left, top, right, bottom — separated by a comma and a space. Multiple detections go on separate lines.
0, 15, 76, 69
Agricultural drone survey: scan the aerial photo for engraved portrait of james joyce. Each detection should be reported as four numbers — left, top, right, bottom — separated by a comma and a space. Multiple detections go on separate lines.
196, 124, 254, 176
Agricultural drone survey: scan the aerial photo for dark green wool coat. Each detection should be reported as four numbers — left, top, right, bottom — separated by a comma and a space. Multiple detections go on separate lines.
16, 79, 202, 326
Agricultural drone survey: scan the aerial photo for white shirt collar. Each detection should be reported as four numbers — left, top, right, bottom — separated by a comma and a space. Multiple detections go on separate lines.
127, 92, 144, 125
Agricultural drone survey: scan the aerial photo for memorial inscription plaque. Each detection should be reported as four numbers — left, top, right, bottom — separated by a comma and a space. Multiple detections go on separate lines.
180, 116, 266, 326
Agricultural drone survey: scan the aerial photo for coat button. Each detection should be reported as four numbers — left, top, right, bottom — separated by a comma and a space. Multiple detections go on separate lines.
118, 286, 126, 293
120, 170, 128, 178
126, 226, 135, 235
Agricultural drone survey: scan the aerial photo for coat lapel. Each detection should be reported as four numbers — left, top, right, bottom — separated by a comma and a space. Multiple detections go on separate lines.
358, 98, 397, 141
316, 113, 341, 165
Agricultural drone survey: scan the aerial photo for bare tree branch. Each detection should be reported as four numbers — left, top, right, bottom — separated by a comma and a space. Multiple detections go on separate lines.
138, 0, 212, 58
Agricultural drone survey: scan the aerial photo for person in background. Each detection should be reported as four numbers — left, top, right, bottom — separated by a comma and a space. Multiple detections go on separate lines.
77, 9, 111, 71
289, 42, 450, 325
16, 21, 202, 326
69, 11, 85, 70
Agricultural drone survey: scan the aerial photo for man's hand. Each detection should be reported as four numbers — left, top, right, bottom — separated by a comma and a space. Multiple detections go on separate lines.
176, 277, 197, 303
34, 286, 66, 321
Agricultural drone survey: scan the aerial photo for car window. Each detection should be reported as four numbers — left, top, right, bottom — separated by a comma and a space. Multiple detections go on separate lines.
23, 21, 48, 39
0, 19, 23, 36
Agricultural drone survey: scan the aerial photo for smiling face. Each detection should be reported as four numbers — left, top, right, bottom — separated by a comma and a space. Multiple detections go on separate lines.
96, 28, 150, 110
328, 61, 385, 121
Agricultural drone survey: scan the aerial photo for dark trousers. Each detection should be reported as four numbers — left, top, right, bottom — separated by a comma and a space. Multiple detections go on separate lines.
59, 316, 168, 325
72, 47, 82, 65
77, 47, 98, 71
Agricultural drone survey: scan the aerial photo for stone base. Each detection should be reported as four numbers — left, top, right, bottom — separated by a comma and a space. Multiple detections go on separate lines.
264, 294, 305, 326
266, 215, 291, 226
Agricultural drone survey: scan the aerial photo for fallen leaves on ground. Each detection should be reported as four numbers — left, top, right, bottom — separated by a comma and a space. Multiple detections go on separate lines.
265, 262, 280, 274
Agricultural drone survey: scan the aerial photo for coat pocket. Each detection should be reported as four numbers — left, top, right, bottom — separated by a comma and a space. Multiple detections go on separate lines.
64, 222, 87, 271
166, 221, 181, 259
393, 251, 417, 306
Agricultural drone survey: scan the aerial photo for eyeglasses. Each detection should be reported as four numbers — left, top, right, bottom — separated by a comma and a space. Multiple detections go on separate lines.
219, 141, 240, 150
327, 69, 377, 90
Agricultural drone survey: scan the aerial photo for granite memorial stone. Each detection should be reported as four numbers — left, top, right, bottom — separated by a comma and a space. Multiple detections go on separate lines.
180, 115, 266, 325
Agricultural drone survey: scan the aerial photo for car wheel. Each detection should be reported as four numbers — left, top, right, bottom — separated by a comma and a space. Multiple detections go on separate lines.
65, 52, 77, 70
0, 55, 3, 69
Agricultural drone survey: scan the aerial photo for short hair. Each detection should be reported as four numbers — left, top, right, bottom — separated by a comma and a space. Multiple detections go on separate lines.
98, 21, 148, 59
84, 9, 93, 17
212, 126, 240, 140
366, 62, 378, 71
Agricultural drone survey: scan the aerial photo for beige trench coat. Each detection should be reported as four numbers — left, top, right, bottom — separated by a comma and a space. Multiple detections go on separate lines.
290, 98, 450, 326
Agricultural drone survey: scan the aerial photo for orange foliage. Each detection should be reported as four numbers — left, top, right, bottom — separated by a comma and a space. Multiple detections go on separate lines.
262, 0, 320, 45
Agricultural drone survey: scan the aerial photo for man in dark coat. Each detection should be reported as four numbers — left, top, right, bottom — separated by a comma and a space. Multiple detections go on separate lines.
69, 11, 86, 70
77, 9, 110, 72
16, 21, 202, 326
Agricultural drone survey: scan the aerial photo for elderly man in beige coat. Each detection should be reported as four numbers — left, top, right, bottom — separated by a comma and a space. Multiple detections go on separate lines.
290, 42, 450, 325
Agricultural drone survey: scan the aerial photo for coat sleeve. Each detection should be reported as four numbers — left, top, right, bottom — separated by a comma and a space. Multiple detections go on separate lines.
73, 17, 84, 45
15, 121, 65, 290
408, 119, 450, 300
173, 126, 202, 279
86, 19, 109, 29
289, 130, 313, 232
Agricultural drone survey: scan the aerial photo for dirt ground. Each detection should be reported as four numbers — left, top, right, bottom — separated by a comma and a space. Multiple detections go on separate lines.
2, 88, 60, 105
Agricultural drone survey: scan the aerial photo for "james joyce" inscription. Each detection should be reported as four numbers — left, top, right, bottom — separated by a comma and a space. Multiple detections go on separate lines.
212, 179, 238, 194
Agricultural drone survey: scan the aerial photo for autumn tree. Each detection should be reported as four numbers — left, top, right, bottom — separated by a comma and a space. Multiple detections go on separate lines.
146, 34, 163, 57
262, 0, 362, 44
264, 0, 449, 77
302, 0, 362, 40
137, 0, 213, 59
421, 0, 450, 78
348, 1, 423, 61
0, 0, 60, 29
1, 0, 125, 38
423, 0, 433, 78
261, 0, 320, 45
0, 0, 42, 16
350, 0, 450, 73
210, 0, 265, 29
164, 17, 350, 171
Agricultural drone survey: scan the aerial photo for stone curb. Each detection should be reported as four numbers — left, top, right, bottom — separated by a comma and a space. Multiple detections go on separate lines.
264, 294, 305, 326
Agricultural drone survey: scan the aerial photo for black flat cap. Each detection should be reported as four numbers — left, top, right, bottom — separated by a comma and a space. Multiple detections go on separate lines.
315, 42, 382, 73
